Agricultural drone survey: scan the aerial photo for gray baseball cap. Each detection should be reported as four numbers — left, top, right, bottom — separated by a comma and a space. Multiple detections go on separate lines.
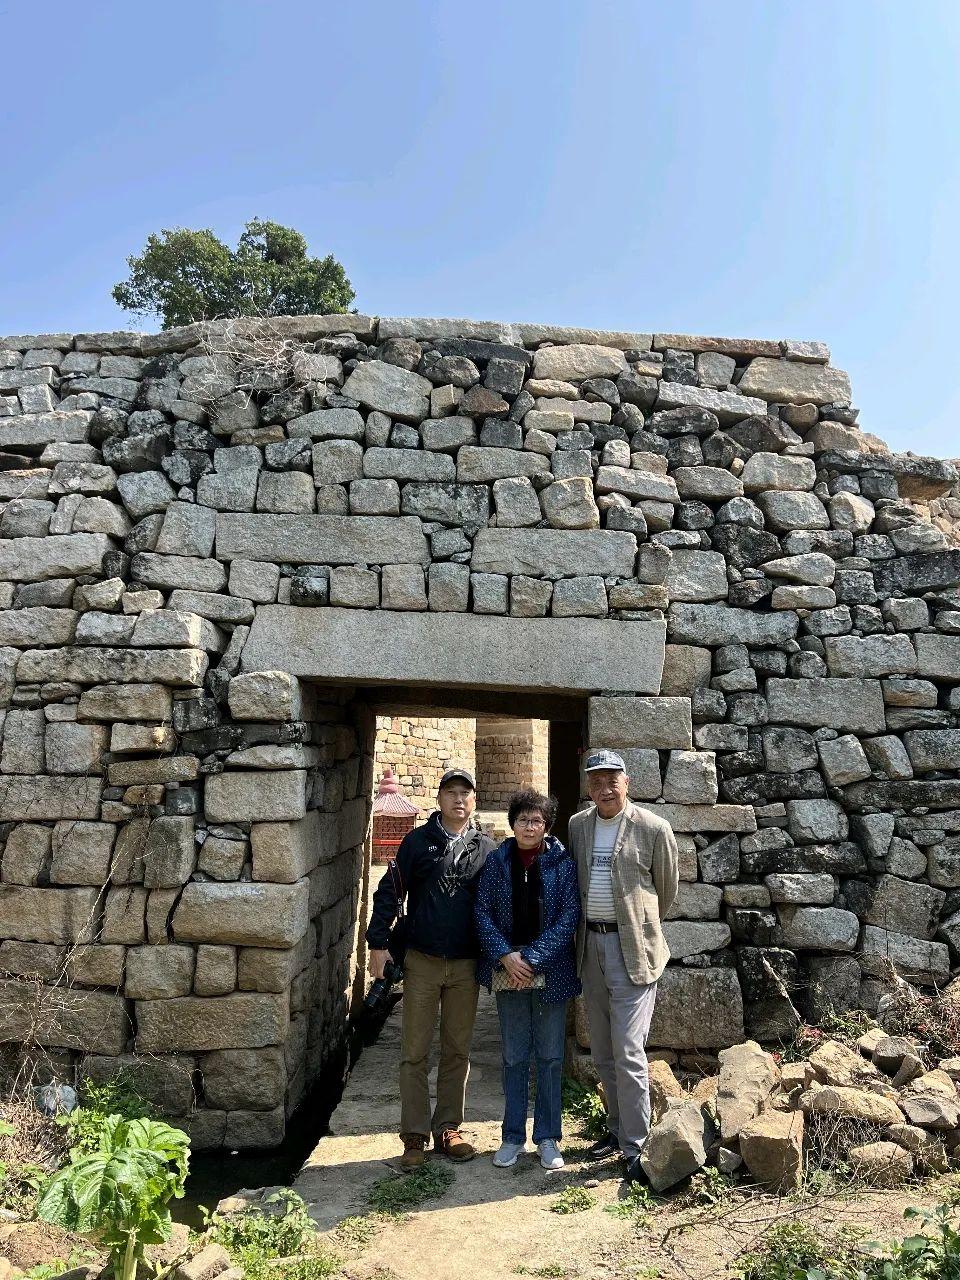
583, 749, 626, 773
438, 767, 476, 790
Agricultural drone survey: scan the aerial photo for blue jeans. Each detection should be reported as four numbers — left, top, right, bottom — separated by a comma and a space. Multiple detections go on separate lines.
495, 989, 567, 1145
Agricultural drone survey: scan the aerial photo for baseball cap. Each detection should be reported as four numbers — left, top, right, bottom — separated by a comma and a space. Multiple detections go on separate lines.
438, 767, 476, 791
583, 749, 626, 773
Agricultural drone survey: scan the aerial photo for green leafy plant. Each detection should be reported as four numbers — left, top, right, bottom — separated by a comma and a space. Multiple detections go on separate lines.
24, 1250, 98, 1280
860, 1202, 960, 1279
113, 220, 355, 327
561, 1078, 608, 1141
367, 1162, 454, 1215
735, 1219, 865, 1280
37, 1115, 190, 1280
549, 1186, 595, 1215
738, 1202, 960, 1280
60, 1076, 153, 1155
604, 1181, 658, 1226
203, 1190, 340, 1280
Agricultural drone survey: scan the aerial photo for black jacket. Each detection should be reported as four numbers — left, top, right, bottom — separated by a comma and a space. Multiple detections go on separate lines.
366, 812, 495, 960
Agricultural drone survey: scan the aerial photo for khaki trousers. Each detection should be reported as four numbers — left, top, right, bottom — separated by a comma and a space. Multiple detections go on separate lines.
399, 948, 480, 1139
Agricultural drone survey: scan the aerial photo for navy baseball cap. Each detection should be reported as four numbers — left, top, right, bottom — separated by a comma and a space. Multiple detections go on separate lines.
584, 750, 626, 773
439, 767, 476, 790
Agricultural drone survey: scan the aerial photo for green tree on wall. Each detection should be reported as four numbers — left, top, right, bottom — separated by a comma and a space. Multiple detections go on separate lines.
112, 218, 355, 328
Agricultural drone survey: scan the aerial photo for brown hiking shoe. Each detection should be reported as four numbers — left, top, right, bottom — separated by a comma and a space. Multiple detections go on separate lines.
435, 1128, 475, 1162
399, 1134, 427, 1172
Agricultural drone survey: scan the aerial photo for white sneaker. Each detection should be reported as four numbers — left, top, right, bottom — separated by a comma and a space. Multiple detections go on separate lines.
538, 1140, 565, 1170
493, 1141, 524, 1167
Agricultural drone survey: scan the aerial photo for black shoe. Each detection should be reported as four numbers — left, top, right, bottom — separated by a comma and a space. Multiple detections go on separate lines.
587, 1132, 620, 1160
624, 1155, 647, 1185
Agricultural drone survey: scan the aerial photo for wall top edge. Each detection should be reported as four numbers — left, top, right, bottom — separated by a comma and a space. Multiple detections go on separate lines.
0, 314, 830, 363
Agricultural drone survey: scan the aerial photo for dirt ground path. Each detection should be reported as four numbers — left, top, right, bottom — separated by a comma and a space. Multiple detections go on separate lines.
294, 995, 951, 1280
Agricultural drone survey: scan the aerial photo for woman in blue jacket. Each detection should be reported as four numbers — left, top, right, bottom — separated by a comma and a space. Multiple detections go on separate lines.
475, 788, 581, 1171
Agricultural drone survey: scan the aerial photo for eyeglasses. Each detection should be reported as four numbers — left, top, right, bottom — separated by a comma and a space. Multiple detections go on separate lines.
515, 816, 546, 828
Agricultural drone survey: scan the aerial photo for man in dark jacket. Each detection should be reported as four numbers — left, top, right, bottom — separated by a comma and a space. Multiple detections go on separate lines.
367, 767, 495, 1171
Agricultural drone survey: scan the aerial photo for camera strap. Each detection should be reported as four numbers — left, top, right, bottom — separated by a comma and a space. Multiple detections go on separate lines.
387, 858, 406, 922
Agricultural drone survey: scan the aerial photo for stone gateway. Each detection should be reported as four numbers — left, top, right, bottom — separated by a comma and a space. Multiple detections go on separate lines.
0, 313, 958, 1148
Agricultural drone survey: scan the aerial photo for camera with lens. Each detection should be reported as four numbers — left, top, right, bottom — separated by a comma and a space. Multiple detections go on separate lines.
364, 958, 403, 1012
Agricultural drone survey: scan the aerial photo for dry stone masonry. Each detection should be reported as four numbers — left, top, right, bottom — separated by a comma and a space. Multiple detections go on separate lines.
373, 714, 476, 808
0, 313, 959, 1146
474, 718, 549, 808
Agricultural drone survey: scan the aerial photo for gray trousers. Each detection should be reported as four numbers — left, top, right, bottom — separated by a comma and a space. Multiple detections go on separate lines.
581, 929, 658, 1161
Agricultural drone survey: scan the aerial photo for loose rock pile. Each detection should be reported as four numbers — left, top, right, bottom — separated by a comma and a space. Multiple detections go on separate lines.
639, 1013, 960, 1192
0, 314, 959, 1145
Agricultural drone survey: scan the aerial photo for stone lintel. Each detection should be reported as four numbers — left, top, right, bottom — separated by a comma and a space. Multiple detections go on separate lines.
241, 606, 665, 696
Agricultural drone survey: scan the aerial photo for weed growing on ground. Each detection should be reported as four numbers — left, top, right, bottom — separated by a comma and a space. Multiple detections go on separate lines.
514, 1265, 571, 1277
335, 1213, 384, 1246
203, 1189, 341, 1280
793, 1167, 848, 1202
23, 1252, 98, 1280
734, 1200, 960, 1279
604, 1182, 658, 1226
0, 1099, 67, 1216
367, 1161, 454, 1216
734, 1219, 865, 1279
561, 1078, 607, 1141
683, 1165, 740, 1208
0, 1120, 47, 1217
860, 1201, 960, 1278
549, 1186, 596, 1215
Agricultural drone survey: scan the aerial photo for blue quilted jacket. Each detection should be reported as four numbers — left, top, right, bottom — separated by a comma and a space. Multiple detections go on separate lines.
475, 835, 582, 1004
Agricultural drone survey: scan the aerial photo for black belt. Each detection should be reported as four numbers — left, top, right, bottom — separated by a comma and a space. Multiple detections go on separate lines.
587, 920, 618, 933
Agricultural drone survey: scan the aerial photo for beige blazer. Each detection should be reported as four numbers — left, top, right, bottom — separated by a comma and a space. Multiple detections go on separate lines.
570, 799, 679, 986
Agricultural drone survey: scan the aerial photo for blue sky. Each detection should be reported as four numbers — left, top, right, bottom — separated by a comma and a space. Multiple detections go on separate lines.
2, 0, 959, 457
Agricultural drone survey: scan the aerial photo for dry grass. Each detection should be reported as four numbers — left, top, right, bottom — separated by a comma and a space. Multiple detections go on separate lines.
0, 1093, 66, 1177
801, 1110, 891, 1188
880, 979, 960, 1061
195, 320, 321, 403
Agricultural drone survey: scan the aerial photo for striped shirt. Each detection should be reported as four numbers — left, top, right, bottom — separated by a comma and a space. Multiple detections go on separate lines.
586, 811, 624, 922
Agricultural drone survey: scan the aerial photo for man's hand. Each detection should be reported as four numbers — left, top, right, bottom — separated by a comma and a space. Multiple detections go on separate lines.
369, 948, 391, 980
501, 951, 534, 984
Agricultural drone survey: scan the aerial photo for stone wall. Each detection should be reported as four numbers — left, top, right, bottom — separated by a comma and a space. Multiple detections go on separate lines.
475, 717, 549, 808
0, 313, 959, 1143
373, 714, 476, 809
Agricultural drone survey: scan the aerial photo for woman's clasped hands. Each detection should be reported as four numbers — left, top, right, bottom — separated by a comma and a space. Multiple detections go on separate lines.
500, 950, 535, 989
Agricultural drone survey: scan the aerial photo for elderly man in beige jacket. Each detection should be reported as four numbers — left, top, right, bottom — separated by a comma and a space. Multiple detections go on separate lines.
569, 749, 679, 1184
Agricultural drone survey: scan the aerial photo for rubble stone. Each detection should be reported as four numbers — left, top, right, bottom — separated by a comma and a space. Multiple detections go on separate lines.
639, 1098, 713, 1191
739, 1110, 804, 1190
